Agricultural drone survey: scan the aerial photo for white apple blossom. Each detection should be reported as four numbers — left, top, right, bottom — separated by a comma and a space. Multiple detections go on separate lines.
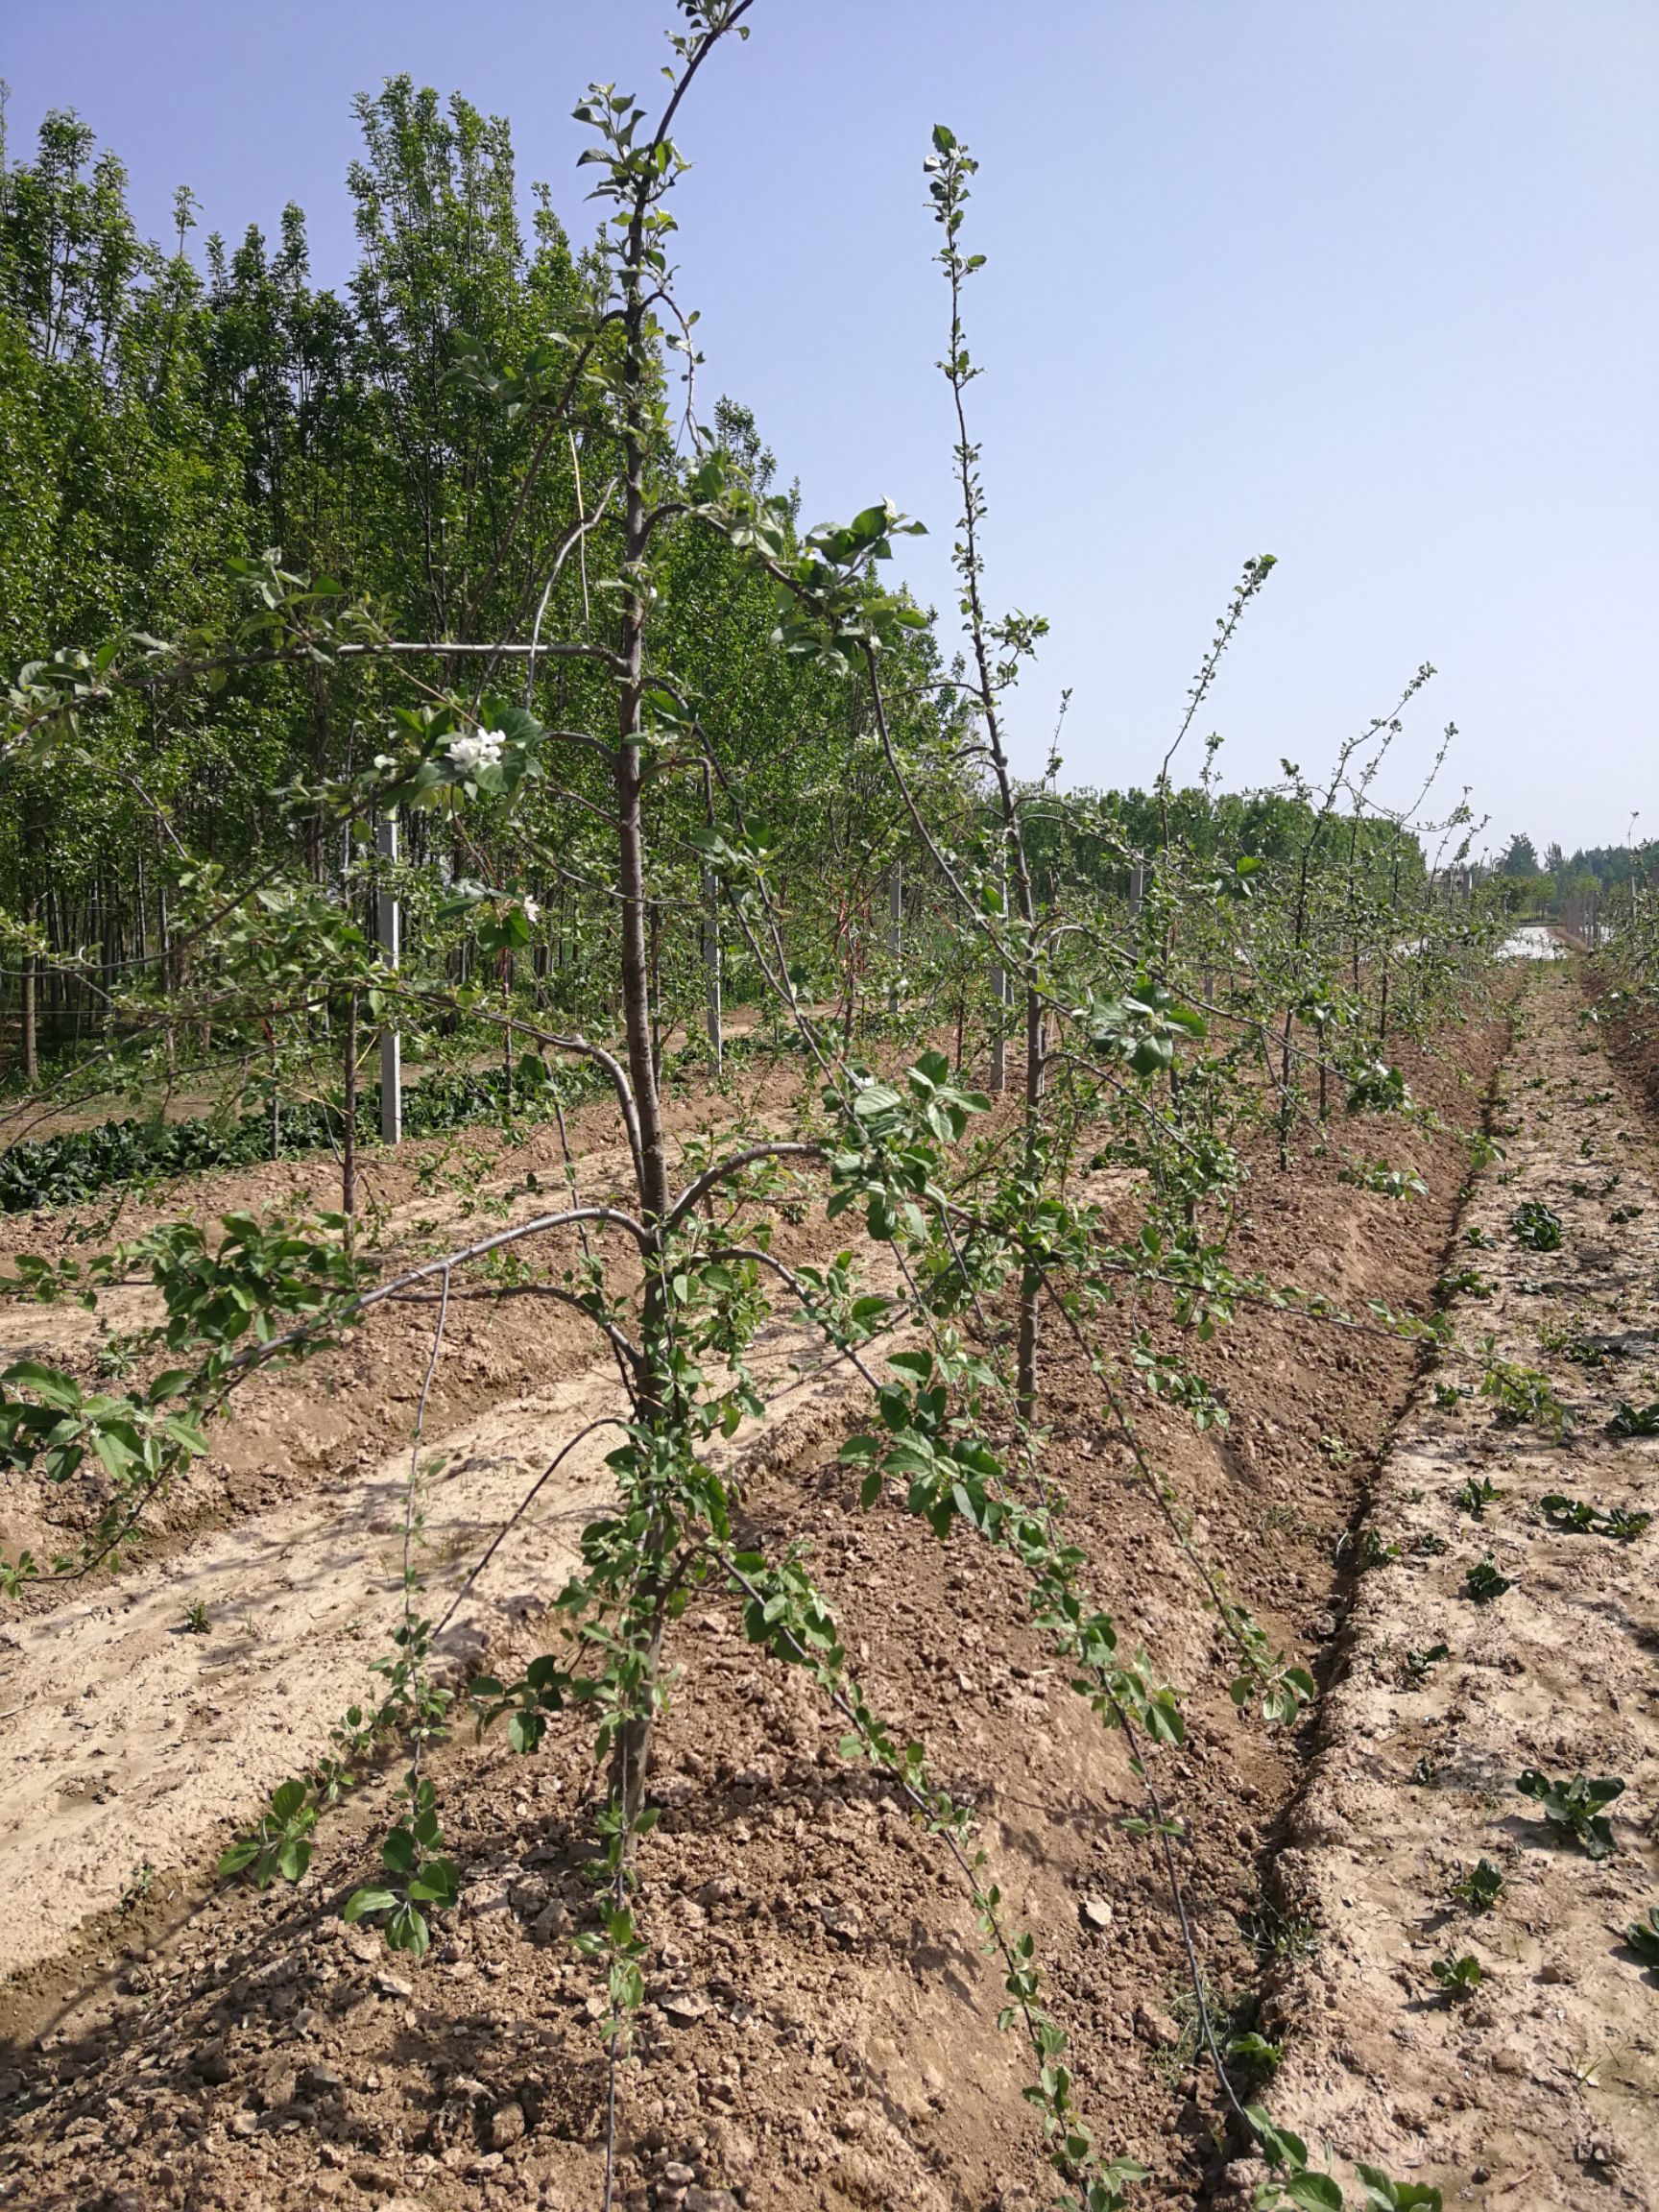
521, 897, 542, 926
445, 728, 506, 776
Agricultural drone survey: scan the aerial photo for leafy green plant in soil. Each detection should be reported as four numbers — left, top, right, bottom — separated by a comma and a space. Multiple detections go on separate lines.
1508, 1199, 1563, 1251
1338, 1160, 1427, 1200
1430, 1953, 1482, 2002
1354, 1527, 1401, 1572
1449, 1858, 1504, 1913
1436, 1266, 1493, 1302
1540, 1494, 1650, 1540
1454, 1476, 1502, 1518
1516, 1770, 1623, 1859
1463, 1557, 1512, 1603
216, 1778, 318, 1888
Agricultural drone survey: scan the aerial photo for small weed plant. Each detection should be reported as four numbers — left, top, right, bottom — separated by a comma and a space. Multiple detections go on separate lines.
1509, 1199, 1563, 1251
1448, 1858, 1504, 1913
1430, 1953, 1482, 2002
1624, 1908, 1659, 1968
1463, 1558, 1512, 1604
1454, 1476, 1501, 1518
1517, 1770, 1623, 1860
1540, 1494, 1650, 1540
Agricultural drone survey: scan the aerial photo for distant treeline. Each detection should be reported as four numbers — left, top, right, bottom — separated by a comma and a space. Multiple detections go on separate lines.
1489, 835, 1654, 920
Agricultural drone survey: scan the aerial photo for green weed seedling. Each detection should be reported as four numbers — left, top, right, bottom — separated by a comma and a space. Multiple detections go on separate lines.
1430, 1953, 1482, 2002
1454, 1476, 1502, 1518
1242, 1907, 1322, 1964
180, 1598, 209, 1635
1340, 1160, 1428, 1200
1464, 1558, 1512, 1604
1537, 1319, 1612, 1368
1449, 1858, 1504, 1913
1540, 1494, 1651, 1541
1509, 1200, 1563, 1252
1517, 1770, 1623, 1860
1352, 2170, 1443, 2212
1609, 1399, 1659, 1437
1623, 1908, 1659, 1968
1406, 1643, 1450, 1681
1437, 1266, 1494, 1302
121, 1860, 157, 1911
1540, 1494, 1600, 1533
1603, 1506, 1652, 1540
1431, 1382, 1463, 1410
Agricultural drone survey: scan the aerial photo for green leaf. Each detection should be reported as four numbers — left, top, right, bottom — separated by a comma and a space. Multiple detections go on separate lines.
507, 1710, 545, 1754
387, 1904, 430, 1956
343, 1886, 397, 1922
3, 1360, 83, 1410
382, 1826, 417, 1875
275, 1838, 311, 1883
1283, 2175, 1344, 2212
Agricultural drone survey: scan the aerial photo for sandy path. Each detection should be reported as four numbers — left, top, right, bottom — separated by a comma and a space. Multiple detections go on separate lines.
1255, 961, 1659, 2209
0, 1299, 883, 1983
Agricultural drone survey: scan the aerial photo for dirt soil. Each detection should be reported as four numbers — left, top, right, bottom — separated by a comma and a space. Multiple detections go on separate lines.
0, 1007, 1520, 2211
1248, 958, 1659, 2212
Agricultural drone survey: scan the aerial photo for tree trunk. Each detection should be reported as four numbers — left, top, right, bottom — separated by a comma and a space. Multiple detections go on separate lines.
703, 862, 722, 1073
886, 857, 902, 1016
377, 814, 402, 1145
611, 425, 674, 1823
21, 895, 37, 1088
342, 990, 358, 1233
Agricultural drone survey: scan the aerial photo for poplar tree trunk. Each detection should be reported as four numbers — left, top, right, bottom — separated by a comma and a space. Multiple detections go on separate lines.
342, 991, 358, 1231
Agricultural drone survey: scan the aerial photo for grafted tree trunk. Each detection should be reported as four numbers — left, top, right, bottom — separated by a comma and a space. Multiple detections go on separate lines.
21, 895, 38, 1088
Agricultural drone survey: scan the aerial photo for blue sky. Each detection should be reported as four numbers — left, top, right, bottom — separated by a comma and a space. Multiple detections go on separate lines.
5, 1, 1654, 854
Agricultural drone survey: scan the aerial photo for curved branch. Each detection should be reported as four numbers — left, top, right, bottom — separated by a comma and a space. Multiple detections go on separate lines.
666, 1141, 824, 1229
